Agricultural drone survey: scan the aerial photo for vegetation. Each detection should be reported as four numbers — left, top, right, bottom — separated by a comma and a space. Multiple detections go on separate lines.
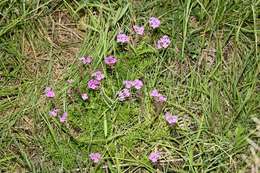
0, 0, 259, 172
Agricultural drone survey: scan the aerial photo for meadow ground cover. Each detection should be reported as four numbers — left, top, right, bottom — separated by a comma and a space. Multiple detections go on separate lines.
0, 0, 259, 172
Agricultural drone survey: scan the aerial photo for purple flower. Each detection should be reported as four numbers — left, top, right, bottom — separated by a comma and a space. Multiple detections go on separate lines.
60, 112, 67, 123
148, 151, 160, 163
149, 17, 160, 29
165, 112, 178, 125
156, 35, 171, 49
80, 56, 92, 65
123, 80, 134, 89
104, 55, 117, 66
87, 79, 100, 90
89, 152, 101, 163
49, 108, 59, 117
133, 25, 144, 35
157, 94, 167, 102
150, 89, 167, 103
117, 33, 129, 43
44, 87, 55, 98
133, 79, 143, 90
123, 80, 143, 90
150, 89, 160, 97
91, 71, 105, 81
118, 88, 131, 101
81, 93, 89, 101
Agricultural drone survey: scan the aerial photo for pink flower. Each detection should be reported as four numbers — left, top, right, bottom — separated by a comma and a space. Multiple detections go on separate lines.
123, 80, 143, 90
44, 87, 55, 98
89, 152, 101, 163
60, 112, 67, 123
123, 80, 134, 89
157, 94, 167, 102
118, 88, 131, 101
117, 33, 129, 43
49, 108, 59, 117
80, 56, 92, 65
87, 79, 100, 90
165, 112, 178, 125
133, 79, 143, 90
91, 71, 105, 81
149, 17, 160, 29
150, 89, 167, 103
148, 151, 160, 163
104, 55, 117, 66
133, 25, 144, 35
150, 89, 160, 97
81, 93, 88, 101
156, 35, 171, 49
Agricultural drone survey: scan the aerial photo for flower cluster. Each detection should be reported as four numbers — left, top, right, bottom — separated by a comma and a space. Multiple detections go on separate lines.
118, 88, 131, 101
133, 25, 144, 35
88, 71, 105, 90
164, 112, 178, 126
87, 79, 100, 90
49, 108, 59, 117
148, 151, 161, 163
104, 55, 117, 67
59, 112, 68, 123
80, 56, 92, 65
44, 87, 55, 98
150, 89, 167, 103
149, 17, 161, 29
156, 35, 171, 49
48, 107, 68, 123
45, 16, 177, 167
116, 17, 170, 50
91, 71, 105, 81
117, 79, 143, 101
123, 79, 143, 90
89, 152, 102, 163
117, 33, 129, 43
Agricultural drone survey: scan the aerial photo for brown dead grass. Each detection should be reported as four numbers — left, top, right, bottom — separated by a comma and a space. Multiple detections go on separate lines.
23, 10, 84, 81
4, 10, 85, 171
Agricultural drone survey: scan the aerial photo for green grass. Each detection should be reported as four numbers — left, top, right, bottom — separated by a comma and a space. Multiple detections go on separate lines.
0, 0, 259, 172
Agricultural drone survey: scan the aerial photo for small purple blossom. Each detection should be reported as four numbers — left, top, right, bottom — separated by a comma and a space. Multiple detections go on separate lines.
133, 79, 143, 90
150, 89, 167, 103
91, 71, 105, 81
150, 89, 160, 97
157, 94, 167, 102
149, 17, 160, 29
118, 88, 131, 101
165, 112, 178, 125
81, 93, 89, 101
49, 108, 59, 117
123, 80, 134, 89
80, 56, 92, 65
133, 25, 144, 35
104, 55, 117, 66
44, 87, 55, 98
60, 112, 67, 123
87, 79, 100, 90
89, 152, 101, 163
117, 33, 129, 43
123, 80, 143, 90
148, 151, 160, 163
156, 35, 171, 49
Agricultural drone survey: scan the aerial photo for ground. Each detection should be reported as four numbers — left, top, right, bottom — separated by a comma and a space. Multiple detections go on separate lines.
0, 0, 259, 172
